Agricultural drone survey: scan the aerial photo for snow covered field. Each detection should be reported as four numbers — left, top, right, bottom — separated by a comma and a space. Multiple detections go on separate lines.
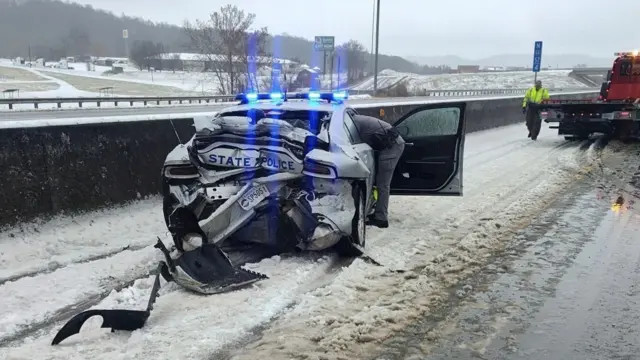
1, 58, 590, 103
351, 69, 590, 93
0, 123, 617, 359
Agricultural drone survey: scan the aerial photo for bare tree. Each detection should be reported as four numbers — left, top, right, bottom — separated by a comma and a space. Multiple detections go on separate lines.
258, 57, 300, 92
281, 57, 302, 91
129, 40, 164, 70
183, 4, 270, 94
62, 27, 91, 58
336, 40, 367, 84
165, 53, 182, 73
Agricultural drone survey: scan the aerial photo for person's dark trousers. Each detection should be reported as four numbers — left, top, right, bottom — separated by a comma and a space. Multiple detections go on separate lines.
525, 105, 536, 136
367, 136, 405, 228
525, 106, 542, 140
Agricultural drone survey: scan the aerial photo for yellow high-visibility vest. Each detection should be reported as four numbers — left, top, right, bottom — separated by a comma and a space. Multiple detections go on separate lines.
522, 87, 550, 108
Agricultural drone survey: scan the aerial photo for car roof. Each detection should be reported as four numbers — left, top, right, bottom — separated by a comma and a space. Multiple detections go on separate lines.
217, 100, 344, 114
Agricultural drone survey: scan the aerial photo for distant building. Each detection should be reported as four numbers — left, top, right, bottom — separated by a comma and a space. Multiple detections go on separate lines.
148, 53, 298, 73
484, 66, 507, 72
457, 65, 481, 73
294, 66, 321, 89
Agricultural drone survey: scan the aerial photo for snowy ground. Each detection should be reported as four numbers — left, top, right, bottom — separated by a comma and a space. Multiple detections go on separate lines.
2, 59, 590, 103
351, 69, 590, 93
0, 122, 614, 359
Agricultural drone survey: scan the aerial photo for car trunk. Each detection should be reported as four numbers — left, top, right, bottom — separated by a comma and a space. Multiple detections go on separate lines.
190, 117, 327, 175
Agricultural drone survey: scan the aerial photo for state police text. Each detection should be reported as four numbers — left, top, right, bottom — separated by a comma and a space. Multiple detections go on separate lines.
208, 154, 296, 170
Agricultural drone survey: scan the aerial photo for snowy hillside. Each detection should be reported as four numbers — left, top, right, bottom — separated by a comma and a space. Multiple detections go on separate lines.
351, 69, 591, 93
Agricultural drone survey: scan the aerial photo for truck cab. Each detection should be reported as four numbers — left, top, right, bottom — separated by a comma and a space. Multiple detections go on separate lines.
539, 50, 640, 141
600, 51, 640, 102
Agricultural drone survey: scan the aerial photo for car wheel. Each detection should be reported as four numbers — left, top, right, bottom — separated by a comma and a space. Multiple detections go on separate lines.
335, 183, 366, 257
353, 184, 366, 248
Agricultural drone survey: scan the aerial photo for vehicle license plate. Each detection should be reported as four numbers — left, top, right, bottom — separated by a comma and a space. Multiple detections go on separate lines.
237, 184, 270, 210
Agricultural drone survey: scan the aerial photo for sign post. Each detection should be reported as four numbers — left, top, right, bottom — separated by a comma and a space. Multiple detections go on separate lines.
123, 29, 129, 58
314, 36, 335, 89
532, 40, 543, 82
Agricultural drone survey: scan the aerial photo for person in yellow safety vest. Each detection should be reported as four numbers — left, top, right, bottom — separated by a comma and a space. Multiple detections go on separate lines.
522, 80, 550, 140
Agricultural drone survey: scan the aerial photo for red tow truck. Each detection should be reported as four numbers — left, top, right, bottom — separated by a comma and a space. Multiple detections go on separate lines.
536, 51, 640, 141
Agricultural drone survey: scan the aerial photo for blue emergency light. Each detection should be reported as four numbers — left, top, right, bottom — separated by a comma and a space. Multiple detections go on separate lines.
235, 91, 349, 104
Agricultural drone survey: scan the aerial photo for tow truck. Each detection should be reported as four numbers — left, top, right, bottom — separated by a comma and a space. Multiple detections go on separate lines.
536, 51, 640, 141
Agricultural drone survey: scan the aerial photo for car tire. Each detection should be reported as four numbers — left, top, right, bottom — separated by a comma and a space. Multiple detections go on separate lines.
335, 183, 366, 257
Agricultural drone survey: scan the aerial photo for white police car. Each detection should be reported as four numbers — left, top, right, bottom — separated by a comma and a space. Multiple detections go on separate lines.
161, 91, 467, 287
48, 91, 469, 346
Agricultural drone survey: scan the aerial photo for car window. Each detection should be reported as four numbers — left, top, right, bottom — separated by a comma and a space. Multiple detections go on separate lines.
343, 112, 363, 144
396, 107, 460, 138
619, 61, 632, 77
217, 109, 331, 135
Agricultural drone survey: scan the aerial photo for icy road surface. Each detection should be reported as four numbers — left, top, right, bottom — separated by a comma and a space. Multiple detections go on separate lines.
373, 142, 640, 360
0, 124, 614, 359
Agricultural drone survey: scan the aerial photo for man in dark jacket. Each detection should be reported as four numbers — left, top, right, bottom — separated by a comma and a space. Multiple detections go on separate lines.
351, 114, 405, 228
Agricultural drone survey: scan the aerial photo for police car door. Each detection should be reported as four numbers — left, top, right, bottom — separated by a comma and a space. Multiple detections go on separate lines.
391, 102, 466, 196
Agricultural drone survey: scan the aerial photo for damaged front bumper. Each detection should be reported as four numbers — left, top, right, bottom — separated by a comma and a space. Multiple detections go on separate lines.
165, 171, 356, 252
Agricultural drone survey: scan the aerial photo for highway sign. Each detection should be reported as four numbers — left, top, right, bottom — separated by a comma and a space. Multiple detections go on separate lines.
123, 29, 129, 39
314, 36, 335, 52
532, 41, 543, 72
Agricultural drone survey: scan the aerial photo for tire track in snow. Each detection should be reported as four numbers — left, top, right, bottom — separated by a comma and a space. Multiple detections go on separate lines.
1, 253, 362, 359
204, 254, 358, 360
222, 134, 610, 360
0, 197, 166, 284
0, 246, 355, 348
0, 245, 160, 344
0, 244, 149, 286
0, 266, 158, 346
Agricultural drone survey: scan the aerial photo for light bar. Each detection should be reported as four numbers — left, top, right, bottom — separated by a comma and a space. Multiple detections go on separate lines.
614, 50, 639, 56
235, 91, 349, 104
291, 91, 349, 102
235, 92, 285, 103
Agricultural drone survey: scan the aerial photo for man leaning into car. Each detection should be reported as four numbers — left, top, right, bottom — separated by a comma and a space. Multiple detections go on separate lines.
351, 114, 405, 229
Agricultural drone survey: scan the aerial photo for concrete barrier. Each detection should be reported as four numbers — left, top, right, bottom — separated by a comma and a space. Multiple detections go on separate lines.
0, 92, 598, 226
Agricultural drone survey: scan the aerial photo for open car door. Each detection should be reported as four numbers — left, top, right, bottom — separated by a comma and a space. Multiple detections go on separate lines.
391, 102, 466, 196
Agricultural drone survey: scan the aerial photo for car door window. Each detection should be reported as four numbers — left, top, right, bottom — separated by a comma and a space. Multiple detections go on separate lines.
395, 107, 460, 138
343, 112, 363, 144
391, 103, 466, 196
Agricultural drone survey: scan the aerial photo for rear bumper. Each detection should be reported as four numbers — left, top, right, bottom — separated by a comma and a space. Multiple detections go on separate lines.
166, 173, 356, 251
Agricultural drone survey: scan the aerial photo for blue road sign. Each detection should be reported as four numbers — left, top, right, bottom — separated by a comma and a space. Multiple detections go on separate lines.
532, 41, 543, 73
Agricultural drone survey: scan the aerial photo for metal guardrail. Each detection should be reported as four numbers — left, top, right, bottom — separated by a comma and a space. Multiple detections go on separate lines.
0, 95, 237, 110
348, 88, 589, 97
0, 88, 595, 110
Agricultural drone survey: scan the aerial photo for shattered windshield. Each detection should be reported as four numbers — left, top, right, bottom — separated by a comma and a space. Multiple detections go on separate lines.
217, 109, 332, 135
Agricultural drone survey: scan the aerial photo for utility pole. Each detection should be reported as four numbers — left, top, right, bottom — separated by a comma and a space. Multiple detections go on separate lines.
370, 0, 375, 77
330, 52, 334, 90
373, 0, 381, 95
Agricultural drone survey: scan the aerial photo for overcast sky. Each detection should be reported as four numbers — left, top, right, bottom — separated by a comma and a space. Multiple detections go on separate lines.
72, 0, 638, 58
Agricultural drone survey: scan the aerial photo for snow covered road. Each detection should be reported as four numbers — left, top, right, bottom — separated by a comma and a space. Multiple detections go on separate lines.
373, 142, 640, 360
0, 124, 612, 359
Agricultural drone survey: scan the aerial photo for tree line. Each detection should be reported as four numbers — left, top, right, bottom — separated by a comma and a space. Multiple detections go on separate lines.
0, 0, 453, 89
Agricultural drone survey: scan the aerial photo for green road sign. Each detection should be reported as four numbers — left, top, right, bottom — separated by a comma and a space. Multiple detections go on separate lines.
314, 36, 335, 51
